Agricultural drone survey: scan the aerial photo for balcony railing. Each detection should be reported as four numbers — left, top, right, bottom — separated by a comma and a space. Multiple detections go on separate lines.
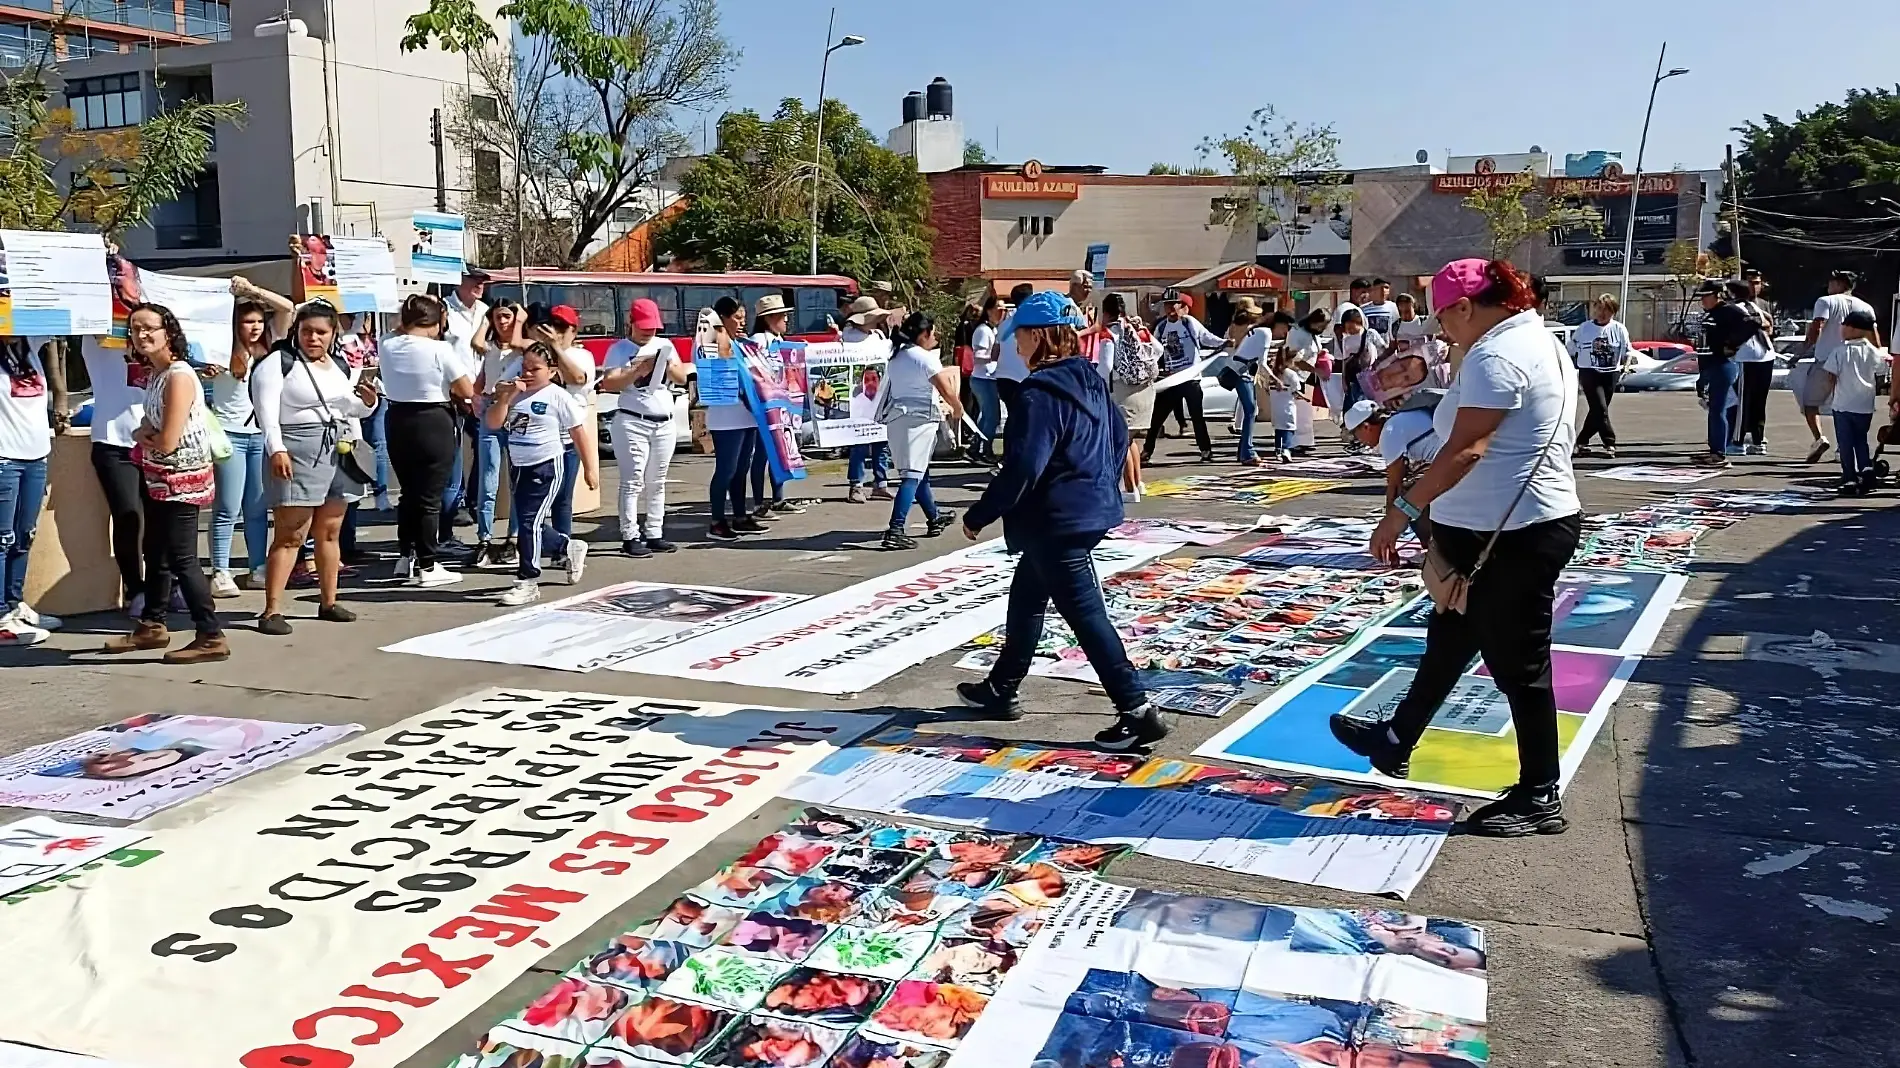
155, 223, 223, 249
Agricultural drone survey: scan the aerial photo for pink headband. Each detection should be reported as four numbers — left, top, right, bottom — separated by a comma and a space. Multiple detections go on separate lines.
1430, 259, 1491, 313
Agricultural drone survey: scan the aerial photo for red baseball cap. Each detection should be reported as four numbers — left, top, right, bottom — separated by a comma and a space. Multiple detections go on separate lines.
630, 298, 663, 332
548, 304, 580, 329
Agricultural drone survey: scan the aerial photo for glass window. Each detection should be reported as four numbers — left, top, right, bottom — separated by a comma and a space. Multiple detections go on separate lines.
67, 73, 143, 130
792, 287, 842, 334
681, 286, 738, 335
559, 285, 616, 337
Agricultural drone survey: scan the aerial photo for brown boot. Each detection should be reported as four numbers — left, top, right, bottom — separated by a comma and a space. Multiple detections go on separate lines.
163, 634, 231, 665
102, 621, 170, 654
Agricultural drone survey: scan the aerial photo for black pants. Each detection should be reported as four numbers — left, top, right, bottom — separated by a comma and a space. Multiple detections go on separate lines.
141, 496, 220, 636
1576, 369, 1619, 448
91, 442, 143, 599
1388, 513, 1582, 789
1737, 361, 1774, 445
995, 378, 1023, 428
386, 402, 459, 568
1145, 380, 1211, 457
987, 532, 1146, 712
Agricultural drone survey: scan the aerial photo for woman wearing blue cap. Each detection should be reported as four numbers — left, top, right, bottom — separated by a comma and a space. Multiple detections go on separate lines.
955, 291, 1165, 751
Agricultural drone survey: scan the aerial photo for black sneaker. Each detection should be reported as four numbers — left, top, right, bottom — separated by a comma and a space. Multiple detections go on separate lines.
732, 517, 768, 534
1328, 714, 1412, 778
771, 500, 809, 515
880, 527, 918, 551
258, 614, 293, 637
708, 522, 740, 542
646, 538, 679, 554
1463, 782, 1567, 837
956, 680, 1024, 721
317, 603, 357, 623
1095, 705, 1170, 752
925, 510, 958, 538
1198, 451, 1216, 464
752, 505, 781, 522
622, 539, 653, 558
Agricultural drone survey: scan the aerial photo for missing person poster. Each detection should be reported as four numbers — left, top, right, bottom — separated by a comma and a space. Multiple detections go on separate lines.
0, 229, 113, 335
750, 340, 808, 484
807, 338, 892, 447
294, 233, 400, 313
409, 211, 468, 284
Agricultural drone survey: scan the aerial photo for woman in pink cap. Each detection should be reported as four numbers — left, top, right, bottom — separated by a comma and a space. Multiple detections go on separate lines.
1333, 258, 1581, 839
600, 298, 688, 556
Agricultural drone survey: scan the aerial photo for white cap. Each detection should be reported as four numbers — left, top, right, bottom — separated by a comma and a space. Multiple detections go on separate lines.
1344, 399, 1380, 431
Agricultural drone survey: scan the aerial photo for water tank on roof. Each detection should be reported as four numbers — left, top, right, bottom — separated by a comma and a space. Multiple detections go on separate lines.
927, 77, 953, 120
902, 91, 925, 125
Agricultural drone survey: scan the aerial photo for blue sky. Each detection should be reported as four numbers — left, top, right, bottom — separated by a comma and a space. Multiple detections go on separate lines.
701, 0, 1899, 174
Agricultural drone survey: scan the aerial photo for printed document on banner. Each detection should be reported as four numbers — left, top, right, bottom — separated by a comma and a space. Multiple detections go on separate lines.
0, 817, 149, 898
329, 236, 401, 312
807, 337, 892, 447
408, 211, 467, 284
135, 269, 235, 366
0, 689, 878, 1068
610, 538, 1175, 694
0, 230, 113, 335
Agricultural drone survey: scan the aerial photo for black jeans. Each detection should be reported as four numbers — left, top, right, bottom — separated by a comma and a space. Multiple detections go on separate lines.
141, 496, 220, 636
1145, 380, 1211, 457
386, 402, 459, 568
1576, 369, 1619, 449
1737, 361, 1774, 445
91, 442, 143, 599
995, 378, 1023, 429
986, 532, 1146, 713
1388, 513, 1582, 789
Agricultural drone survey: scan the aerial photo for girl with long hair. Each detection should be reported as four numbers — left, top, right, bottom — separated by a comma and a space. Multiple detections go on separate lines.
967, 295, 1008, 465
704, 297, 767, 541
877, 311, 964, 550
206, 277, 294, 597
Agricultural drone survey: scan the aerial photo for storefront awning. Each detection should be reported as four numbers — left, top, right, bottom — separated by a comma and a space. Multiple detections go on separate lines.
1172, 262, 1288, 292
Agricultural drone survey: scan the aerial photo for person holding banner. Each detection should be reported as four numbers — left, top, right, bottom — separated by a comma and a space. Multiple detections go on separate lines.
1143, 291, 1225, 464
705, 297, 769, 541
748, 295, 805, 519
0, 338, 57, 646
489, 343, 599, 606
205, 278, 294, 598
601, 298, 686, 557
876, 311, 964, 551
841, 297, 894, 503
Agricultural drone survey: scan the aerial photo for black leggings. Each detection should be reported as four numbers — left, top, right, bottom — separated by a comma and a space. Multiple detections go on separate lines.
1737, 361, 1774, 445
91, 442, 143, 599
1576, 369, 1619, 449
386, 402, 459, 568
1145, 380, 1212, 456
141, 495, 220, 636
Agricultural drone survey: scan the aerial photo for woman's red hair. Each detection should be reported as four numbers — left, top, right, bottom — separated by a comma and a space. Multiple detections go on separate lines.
1473, 260, 1538, 313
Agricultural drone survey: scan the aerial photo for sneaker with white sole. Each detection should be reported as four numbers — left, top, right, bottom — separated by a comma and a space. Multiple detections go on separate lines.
497, 580, 541, 607
13, 603, 60, 632
0, 611, 49, 647
565, 540, 589, 585
210, 570, 241, 599
411, 564, 463, 589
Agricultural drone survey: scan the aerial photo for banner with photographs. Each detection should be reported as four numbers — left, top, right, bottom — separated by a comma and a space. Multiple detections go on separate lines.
784, 729, 1456, 897
1200, 568, 1688, 798
958, 880, 1488, 1067
0, 817, 149, 898
749, 340, 808, 484
806, 338, 893, 447
2, 841, 162, 910
409, 210, 468, 284
1142, 474, 1346, 508
0, 691, 875, 1068
1104, 517, 1261, 546
610, 539, 1174, 695
384, 580, 808, 673
957, 560, 1420, 719
0, 714, 360, 820
1241, 515, 1420, 570
293, 233, 401, 313
0, 229, 112, 335
450, 809, 1119, 1068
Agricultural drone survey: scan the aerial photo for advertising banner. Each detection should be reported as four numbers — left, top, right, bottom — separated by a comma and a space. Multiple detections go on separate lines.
409, 211, 468, 284
294, 234, 400, 313
806, 338, 892, 447
0, 229, 112, 335
0, 690, 875, 1068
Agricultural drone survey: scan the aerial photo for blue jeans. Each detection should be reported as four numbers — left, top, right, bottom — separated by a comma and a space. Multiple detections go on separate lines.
1834, 410, 1873, 480
709, 428, 755, 521
510, 457, 570, 580
986, 531, 1146, 712
848, 442, 890, 487
889, 473, 940, 529
1700, 359, 1739, 455
1234, 373, 1259, 461
970, 378, 1001, 455
211, 431, 268, 573
0, 456, 49, 611
749, 441, 784, 504
361, 398, 389, 494
1275, 428, 1297, 453
552, 443, 579, 539
473, 421, 508, 541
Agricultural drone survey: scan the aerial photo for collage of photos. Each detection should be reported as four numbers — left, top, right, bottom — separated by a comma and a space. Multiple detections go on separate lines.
450, 810, 1124, 1068
805, 339, 891, 448
1141, 474, 1346, 508
1570, 489, 1817, 573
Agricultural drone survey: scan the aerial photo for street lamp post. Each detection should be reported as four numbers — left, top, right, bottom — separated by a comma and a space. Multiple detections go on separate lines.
809, 9, 864, 275
1617, 43, 1690, 320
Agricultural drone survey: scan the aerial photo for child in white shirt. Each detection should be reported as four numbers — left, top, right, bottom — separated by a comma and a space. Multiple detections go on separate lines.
1818, 309, 1887, 494
1268, 347, 1305, 463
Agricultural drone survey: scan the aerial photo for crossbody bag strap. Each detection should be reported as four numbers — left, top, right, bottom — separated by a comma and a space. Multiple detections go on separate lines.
1468, 333, 1573, 577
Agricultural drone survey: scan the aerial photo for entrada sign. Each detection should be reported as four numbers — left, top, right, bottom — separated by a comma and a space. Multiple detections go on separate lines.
1216, 263, 1286, 292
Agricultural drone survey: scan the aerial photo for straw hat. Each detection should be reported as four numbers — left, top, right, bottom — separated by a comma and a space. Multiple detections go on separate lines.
844, 295, 887, 327
754, 294, 791, 318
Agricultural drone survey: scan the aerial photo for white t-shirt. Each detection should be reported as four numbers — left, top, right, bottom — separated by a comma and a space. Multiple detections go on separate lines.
604, 336, 676, 418
249, 350, 370, 456
442, 293, 488, 370
199, 347, 260, 435
504, 384, 587, 467
1234, 327, 1271, 370
1568, 319, 1631, 372
1379, 408, 1440, 468
477, 343, 515, 395
1269, 367, 1304, 429
378, 334, 469, 404
82, 337, 146, 449
884, 344, 944, 408
0, 343, 53, 462
1823, 338, 1886, 415
1812, 293, 1876, 361
971, 323, 999, 381
994, 320, 1030, 382
1360, 300, 1400, 336
558, 345, 596, 403
1430, 310, 1580, 532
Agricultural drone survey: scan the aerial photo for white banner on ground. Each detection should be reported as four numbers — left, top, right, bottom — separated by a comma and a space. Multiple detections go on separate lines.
1588, 464, 1727, 484
609, 539, 1175, 695
0, 1045, 147, 1068
0, 817, 149, 898
382, 581, 807, 673
0, 715, 360, 820
0, 689, 878, 1068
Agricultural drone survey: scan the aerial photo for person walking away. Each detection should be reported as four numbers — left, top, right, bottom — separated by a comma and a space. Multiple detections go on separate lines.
705, 297, 768, 541
380, 295, 475, 588
991, 283, 1038, 428
840, 296, 894, 503
876, 312, 964, 550
490, 343, 600, 605
102, 305, 227, 663
470, 300, 527, 567
747, 295, 805, 520
1568, 294, 1631, 458
1798, 271, 1876, 463
1228, 306, 1268, 465
438, 270, 491, 553
966, 296, 1008, 465
1143, 290, 1225, 464
1693, 280, 1750, 468
955, 292, 1161, 748
1730, 287, 1776, 454
1345, 398, 1441, 516
0, 337, 58, 646
601, 298, 686, 557
1337, 258, 1581, 837
1360, 278, 1400, 337
1815, 309, 1886, 496
1103, 294, 1159, 497
205, 278, 293, 597
252, 301, 381, 634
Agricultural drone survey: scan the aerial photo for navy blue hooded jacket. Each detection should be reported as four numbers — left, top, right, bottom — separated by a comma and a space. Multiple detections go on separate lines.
965, 356, 1127, 548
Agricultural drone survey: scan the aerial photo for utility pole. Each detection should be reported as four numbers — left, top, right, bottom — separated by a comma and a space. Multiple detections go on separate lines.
431, 108, 447, 213
1726, 142, 1741, 271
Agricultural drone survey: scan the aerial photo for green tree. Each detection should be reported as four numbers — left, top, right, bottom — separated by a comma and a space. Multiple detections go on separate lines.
1460, 169, 1603, 260
656, 99, 933, 297
1148, 162, 1218, 176
1148, 162, 1184, 175
1198, 107, 1350, 273
402, 0, 736, 266
1736, 87, 1900, 313
963, 139, 992, 166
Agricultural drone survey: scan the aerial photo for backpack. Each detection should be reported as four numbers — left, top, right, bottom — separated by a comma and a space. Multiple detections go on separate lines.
1111, 322, 1163, 388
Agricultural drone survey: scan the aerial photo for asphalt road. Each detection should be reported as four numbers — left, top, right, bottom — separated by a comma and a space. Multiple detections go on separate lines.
2, 391, 1895, 1067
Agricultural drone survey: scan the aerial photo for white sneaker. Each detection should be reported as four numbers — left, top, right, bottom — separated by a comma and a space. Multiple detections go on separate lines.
14, 603, 60, 631
497, 580, 541, 607
564, 540, 589, 585
411, 564, 463, 589
0, 610, 48, 647
393, 554, 416, 580
210, 570, 241, 599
